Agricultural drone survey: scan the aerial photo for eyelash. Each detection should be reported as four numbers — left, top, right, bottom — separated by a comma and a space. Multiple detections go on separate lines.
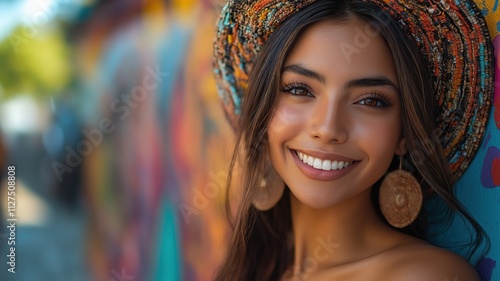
281, 83, 393, 108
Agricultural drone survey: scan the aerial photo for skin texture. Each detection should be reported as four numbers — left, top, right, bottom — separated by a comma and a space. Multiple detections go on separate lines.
267, 19, 480, 281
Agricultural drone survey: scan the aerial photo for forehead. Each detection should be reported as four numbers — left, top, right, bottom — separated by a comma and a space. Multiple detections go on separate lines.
283, 18, 397, 85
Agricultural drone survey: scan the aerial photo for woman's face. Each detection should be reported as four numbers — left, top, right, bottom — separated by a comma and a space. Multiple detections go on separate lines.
267, 18, 406, 209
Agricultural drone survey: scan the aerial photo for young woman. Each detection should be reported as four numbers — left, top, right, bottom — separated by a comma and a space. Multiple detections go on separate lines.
212, 0, 494, 280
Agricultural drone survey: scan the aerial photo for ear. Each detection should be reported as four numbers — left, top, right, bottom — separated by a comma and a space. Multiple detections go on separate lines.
395, 137, 407, 156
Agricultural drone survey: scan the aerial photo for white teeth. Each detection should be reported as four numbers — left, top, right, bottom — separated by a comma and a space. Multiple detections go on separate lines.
307, 156, 314, 166
313, 158, 322, 169
321, 160, 331, 171
296, 151, 354, 171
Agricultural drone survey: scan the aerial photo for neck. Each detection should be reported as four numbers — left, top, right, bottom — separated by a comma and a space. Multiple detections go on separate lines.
288, 188, 406, 277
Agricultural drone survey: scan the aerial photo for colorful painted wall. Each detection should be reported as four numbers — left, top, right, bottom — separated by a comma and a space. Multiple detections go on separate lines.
75, 1, 232, 280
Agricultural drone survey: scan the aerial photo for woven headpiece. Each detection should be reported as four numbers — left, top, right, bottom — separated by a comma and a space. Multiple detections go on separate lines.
213, 0, 494, 179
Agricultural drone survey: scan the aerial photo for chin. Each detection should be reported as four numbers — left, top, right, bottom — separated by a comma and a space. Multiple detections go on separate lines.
290, 188, 348, 209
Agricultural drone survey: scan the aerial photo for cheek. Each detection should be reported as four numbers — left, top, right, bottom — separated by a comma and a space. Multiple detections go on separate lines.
347, 114, 402, 188
267, 102, 307, 167
267, 102, 306, 142
354, 113, 402, 161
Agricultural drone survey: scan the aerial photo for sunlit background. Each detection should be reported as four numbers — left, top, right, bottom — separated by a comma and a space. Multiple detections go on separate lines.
0, 0, 499, 281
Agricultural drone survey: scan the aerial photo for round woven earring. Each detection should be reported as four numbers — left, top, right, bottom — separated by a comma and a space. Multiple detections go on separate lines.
252, 161, 285, 211
379, 156, 423, 228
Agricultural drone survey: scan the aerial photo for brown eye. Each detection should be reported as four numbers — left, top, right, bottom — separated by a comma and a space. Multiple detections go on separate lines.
356, 92, 392, 108
289, 87, 310, 96
281, 83, 314, 97
360, 98, 380, 107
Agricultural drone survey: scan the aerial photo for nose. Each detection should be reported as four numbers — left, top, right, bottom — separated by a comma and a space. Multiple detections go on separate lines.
309, 98, 348, 143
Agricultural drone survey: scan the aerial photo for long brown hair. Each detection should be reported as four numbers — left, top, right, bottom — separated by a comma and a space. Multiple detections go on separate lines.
215, 1, 489, 280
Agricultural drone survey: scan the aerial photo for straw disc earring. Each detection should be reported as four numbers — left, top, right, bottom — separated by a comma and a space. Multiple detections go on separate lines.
252, 162, 285, 211
379, 156, 423, 228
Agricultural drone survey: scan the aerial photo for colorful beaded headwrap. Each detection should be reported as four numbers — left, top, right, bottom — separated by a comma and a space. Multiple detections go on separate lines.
213, 0, 494, 179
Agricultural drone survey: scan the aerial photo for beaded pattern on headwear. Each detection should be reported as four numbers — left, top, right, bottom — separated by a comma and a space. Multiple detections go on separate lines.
213, 0, 494, 180
213, 0, 316, 127
369, 0, 493, 179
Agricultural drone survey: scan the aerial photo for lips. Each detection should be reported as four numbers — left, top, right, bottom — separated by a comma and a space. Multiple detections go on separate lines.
290, 149, 359, 181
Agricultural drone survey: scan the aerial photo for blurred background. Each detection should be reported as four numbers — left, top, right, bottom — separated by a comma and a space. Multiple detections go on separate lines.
0, 0, 499, 281
0, 0, 233, 280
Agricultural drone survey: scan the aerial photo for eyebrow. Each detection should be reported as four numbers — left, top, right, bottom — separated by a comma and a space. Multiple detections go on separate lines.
282, 64, 399, 91
282, 64, 327, 84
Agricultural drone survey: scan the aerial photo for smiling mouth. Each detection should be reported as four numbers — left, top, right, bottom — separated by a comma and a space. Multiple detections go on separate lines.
295, 150, 358, 171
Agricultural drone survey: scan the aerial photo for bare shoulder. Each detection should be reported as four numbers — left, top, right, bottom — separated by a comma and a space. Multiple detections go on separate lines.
384, 240, 480, 281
